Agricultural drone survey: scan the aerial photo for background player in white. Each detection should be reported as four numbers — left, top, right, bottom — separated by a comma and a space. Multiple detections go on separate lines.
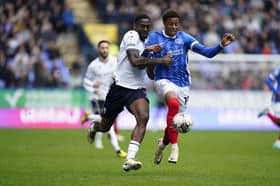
81, 40, 127, 158
144, 10, 235, 164
258, 66, 280, 149
87, 14, 172, 171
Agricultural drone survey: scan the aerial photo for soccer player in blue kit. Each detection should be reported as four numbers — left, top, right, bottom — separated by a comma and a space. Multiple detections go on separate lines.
144, 10, 235, 164
258, 66, 280, 149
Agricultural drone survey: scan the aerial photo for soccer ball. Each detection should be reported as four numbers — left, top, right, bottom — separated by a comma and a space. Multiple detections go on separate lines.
173, 113, 193, 133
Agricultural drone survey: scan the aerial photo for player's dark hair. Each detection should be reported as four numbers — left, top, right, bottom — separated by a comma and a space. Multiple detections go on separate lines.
162, 10, 180, 22
134, 13, 151, 24
97, 40, 110, 48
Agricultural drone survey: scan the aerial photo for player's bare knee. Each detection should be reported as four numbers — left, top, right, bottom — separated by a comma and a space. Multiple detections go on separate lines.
137, 112, 149, 124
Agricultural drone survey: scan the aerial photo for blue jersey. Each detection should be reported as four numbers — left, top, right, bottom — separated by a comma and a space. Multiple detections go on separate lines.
265, 67, 280, 102
144, 30, 223, 87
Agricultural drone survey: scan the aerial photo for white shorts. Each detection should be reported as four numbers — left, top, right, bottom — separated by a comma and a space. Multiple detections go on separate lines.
271, 102, 280, 118
155, 79, 190, 112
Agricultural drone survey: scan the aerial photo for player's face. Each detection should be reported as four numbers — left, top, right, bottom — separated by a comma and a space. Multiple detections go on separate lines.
164, 17, 180, 37
135, 18, 151, 41
98, 42, 109, 59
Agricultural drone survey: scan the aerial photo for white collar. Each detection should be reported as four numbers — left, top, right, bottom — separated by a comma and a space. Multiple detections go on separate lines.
162, 30, 177, 39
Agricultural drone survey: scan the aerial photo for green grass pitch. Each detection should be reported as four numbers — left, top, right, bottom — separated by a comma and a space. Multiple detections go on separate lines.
0, 129, 280, 186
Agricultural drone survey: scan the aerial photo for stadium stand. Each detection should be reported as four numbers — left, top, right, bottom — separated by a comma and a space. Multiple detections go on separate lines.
0, 0, 74, 88
89, 0, 280, 90
1, 0, 280, 90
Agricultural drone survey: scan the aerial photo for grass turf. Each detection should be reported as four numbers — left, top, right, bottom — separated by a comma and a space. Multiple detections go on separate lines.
0, 129, 280, 186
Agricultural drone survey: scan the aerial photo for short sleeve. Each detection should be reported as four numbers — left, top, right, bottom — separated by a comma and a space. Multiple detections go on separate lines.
123, 30, 139, 50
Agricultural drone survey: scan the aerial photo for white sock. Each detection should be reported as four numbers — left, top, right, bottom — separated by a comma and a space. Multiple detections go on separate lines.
107, 126, 121, 152
126, 140, 140, 160
88, 114, 102, 122
95, 132, 103, 149
171, 143, 178, 151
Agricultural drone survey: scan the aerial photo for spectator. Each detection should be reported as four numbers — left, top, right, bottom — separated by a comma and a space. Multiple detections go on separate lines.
68, 58, 83, 89
0, 51, 16, 88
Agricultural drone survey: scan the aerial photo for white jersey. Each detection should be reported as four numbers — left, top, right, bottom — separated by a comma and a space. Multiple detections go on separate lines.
115, 30, 146, 89
83, 56, 117, 100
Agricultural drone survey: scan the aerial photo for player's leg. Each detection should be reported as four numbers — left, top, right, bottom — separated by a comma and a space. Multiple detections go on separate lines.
258, 102, 280, 126
153, 79, 179, 164
88, 83, 125, 144
92, 100, 104, 148
81, 99, 100, 124
107, 126, 127, 157
88, 115, 116, 143
88, 100, 103, 146
114, 119, 125, 141
259, 103, 280, 149
164, 92, 180, 163
94, 132, 104, 149
272, 134, 280, 149
167, 86, 190, 163
270, 103, 280, 149
122, 89, 149, 171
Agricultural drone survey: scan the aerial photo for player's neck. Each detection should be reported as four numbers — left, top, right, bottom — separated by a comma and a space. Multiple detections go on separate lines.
162, 30, 176, 38
99, 56, 109, 63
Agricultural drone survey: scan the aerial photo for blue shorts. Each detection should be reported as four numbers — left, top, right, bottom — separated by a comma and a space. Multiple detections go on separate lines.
102, 83, 149, 119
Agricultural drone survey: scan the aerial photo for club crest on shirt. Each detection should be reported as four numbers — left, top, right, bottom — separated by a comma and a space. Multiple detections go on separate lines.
175, 38, 183, 44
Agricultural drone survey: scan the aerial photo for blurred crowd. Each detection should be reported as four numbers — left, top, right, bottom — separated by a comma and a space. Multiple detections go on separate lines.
92, 0, 280, 90
94, 0, 280, 54
1, 0, 279, 90
0, 0, 79, 89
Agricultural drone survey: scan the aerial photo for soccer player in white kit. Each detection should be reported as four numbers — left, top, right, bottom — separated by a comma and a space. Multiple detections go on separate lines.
87, 14, 172, 171
82, 40, 127, 158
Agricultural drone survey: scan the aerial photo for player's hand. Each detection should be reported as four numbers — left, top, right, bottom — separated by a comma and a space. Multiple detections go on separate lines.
221, 33, 235, 47
161, 54, 173, 67
144, 44, 162, 53
93, 82, 100, 88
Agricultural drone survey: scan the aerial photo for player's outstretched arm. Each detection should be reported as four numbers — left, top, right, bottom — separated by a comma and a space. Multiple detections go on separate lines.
192, 33, 235, 58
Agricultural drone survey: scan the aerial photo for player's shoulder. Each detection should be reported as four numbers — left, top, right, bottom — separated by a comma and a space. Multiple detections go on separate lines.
87, 58, 99, 67
89, 58, 98, 64
177, 31, 197, 44
109, 55, 117, 60
177, 31, 194, 38
123, 30, 139, 40
146, 30, 163, 43
108, 56, 117, 63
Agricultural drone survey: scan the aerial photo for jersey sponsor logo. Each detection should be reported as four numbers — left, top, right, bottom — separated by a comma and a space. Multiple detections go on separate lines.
127, 43, 136, 47
167, 49, 184, 56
